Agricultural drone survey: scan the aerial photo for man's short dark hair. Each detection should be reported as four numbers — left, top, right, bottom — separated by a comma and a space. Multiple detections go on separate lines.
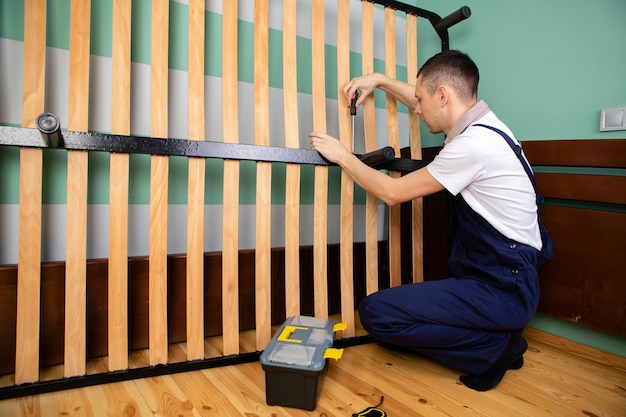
417, 50, 479, 101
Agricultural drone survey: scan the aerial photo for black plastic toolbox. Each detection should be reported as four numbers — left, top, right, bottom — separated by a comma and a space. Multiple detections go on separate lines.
260, 316, 345, 410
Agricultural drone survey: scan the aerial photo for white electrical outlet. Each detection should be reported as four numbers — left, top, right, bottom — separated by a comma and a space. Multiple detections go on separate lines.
600, 107, 626, 131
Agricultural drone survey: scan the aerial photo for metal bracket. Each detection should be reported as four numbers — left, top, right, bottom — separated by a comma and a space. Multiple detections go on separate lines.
364, 0, 471, 51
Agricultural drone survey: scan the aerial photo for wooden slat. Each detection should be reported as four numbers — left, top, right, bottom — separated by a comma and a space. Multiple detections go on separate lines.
282, 0, 301, 317
405, 14, 423, 283
108, 157, 129, 370
19, 3, 46, 127
312, 0, 329, 318
384, 7, 401, 288
110, 0, 132, 137
14, 0, 46, 385
254, 0, 272, 350
222, 0, 240, 356
337, 0, 355, 337
15, 150, 43, 382
253, 1, 269, 146
64, 0, 91, 378
64, 152, 88, 374
361, 1, 379, 296
67, 0, 91, 132
222, 159, 240, 355
149, 0, 170, 366
186, 0, 206, 361
108, 0, 131, 372
255, 161, 271, 348
522, 139, 626, 168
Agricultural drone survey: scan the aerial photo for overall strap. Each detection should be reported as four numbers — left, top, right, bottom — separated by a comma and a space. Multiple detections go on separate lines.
473, 124, 544, 206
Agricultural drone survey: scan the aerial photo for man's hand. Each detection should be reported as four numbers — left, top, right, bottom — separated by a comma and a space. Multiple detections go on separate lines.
342, 73, 385, 109
309, 131, 352, 164
344, 72, 417, 112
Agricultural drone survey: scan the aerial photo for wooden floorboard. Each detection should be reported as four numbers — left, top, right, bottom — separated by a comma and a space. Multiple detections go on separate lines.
0, 326, 624, 416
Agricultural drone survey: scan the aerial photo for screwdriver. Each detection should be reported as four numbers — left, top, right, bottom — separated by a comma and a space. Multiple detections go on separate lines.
350, 90, 360, 152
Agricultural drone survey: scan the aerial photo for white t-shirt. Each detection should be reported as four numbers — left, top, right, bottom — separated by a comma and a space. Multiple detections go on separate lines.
426, 111, 542, 250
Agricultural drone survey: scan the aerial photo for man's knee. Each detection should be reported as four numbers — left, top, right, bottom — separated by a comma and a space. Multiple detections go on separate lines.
358, 294, 375, 331
359, 292, 393, 333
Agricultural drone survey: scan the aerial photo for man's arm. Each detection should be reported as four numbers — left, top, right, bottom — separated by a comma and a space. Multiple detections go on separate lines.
309, 131, 443, 206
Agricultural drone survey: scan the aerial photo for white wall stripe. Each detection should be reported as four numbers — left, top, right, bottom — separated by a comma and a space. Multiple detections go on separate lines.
43, 47, 69, 128
0, 39, 23, 125
89, 54, 112, 133
130, 61, 151, 137
0, 203, 385, 264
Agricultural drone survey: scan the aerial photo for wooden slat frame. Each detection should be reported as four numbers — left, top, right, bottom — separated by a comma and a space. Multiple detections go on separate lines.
222, 0, 240, 356
15, 0, 46, 385
186, 0, 206, 361
3, 0, 432, 394
149, 0, 170, 366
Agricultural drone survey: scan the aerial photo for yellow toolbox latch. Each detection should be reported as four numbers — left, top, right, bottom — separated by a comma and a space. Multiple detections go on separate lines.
323, 348, 344, 361
333, 322, 348, 332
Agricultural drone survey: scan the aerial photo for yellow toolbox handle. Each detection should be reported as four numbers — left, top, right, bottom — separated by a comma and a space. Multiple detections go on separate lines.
277, 325, 308, 343
323, 348, 344, 361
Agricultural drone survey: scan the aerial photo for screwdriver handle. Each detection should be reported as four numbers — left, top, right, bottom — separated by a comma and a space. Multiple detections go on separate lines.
350, 91, 360, 116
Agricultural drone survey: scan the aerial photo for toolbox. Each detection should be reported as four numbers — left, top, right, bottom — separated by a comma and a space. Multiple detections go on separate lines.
260, 315, 346, 410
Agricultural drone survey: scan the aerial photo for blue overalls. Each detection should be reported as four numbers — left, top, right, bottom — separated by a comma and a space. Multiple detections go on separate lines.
359, 127, 552, 376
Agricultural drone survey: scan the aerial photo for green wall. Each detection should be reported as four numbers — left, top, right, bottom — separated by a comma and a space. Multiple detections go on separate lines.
411, 0, 626, 145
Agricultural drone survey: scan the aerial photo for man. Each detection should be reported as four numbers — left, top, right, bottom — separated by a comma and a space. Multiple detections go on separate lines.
309, 50, 551, 391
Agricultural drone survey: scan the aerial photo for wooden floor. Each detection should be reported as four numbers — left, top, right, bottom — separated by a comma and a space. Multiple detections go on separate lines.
0, 326, 624, 416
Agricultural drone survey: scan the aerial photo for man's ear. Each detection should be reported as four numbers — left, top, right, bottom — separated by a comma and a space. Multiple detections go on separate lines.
437, 85, 449, 106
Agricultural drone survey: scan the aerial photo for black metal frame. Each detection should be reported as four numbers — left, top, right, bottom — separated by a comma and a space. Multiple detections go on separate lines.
0, 125, 427, 172
0, 336, 373, 400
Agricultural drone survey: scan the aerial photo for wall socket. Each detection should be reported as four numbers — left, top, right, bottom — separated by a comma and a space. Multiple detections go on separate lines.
600, 107, 626, 131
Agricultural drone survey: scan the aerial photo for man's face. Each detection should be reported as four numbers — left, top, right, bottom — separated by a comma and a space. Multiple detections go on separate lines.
414, 76, 443, 134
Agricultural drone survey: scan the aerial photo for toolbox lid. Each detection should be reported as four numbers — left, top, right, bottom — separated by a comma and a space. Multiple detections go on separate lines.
260, 316, 344, 372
